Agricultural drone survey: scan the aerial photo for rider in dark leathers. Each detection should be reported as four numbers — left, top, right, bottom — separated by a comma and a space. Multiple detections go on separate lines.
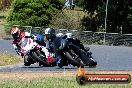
44, 28, 90, 65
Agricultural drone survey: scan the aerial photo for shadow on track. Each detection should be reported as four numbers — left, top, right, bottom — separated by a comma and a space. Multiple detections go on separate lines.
22, 66, 77, 69
22, 66, 43, 68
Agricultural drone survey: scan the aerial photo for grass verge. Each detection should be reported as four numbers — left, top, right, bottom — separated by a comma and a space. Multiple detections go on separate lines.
0, 76, 131, 88
0, 52, 22, 66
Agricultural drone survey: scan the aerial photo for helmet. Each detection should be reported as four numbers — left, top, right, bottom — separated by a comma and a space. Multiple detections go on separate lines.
45, 28, 55, 40
11, 27, 21, 39
45, 28, 55, 35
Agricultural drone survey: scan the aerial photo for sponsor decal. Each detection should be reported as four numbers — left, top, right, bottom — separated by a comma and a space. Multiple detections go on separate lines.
76, 67, 131, 85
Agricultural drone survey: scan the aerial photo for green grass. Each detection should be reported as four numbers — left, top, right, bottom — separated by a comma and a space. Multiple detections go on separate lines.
0, 52, 22, 66
0, 77, 131, 88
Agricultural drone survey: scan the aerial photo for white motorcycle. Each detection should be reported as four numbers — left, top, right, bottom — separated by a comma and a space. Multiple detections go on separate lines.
20, 35, 49, 66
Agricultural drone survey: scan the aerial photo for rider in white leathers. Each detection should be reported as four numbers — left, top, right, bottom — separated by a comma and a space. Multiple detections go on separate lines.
11, 27, 35, 64
11, 27, 50, 65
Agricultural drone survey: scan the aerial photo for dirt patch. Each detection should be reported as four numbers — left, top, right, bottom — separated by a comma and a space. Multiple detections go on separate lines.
0, 71, 132, 80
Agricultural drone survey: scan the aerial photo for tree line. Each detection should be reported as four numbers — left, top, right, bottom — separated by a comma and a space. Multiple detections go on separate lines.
77, 0, 132, 34
0, 0, 12, 10
4, 0, 132, 34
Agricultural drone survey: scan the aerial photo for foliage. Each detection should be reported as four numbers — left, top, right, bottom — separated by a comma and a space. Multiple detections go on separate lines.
81, 0, 132, 33
50, 9, 84, 31
74, 0, 84, 7
0, 0, 12, 10
6, 0, 63, 33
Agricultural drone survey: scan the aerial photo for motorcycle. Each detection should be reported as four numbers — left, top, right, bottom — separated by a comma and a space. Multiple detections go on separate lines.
34, 33, 57, 67
56, 33, 97, 68
20, 36, 49, 66
49, 37, 89, 68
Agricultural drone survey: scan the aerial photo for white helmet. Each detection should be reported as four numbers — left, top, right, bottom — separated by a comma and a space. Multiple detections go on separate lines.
45, 28, 55, 35
45, 28, 55, 40
11, 27, 21, 39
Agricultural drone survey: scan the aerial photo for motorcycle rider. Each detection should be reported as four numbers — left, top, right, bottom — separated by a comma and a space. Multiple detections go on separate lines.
11, 26, 37, 65
11, 26, 52, 66
44, 28, 90, 65
44, 28, 63, 64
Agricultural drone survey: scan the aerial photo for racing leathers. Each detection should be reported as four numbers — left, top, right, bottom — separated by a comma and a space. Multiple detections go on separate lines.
12, 32, 36, 63
45, 35, 63, 64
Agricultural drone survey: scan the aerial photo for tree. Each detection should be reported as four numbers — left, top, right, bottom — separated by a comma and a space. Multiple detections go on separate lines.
81, 0, 132, 33
0, 0, 12, 10
6, 0, 63, 27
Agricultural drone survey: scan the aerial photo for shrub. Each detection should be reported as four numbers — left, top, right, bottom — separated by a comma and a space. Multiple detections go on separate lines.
5, 0, 63, 33
50, 9, 83, 31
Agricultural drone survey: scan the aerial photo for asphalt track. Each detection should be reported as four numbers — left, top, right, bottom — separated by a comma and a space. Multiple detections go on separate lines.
0, 40, 132, 72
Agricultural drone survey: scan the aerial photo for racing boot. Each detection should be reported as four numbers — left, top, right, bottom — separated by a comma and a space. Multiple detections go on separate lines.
24, 55, 29, 63
24, 55, 35, 66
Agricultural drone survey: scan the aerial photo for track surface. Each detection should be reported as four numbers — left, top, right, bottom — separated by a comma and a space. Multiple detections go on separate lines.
0, 40, 132, 72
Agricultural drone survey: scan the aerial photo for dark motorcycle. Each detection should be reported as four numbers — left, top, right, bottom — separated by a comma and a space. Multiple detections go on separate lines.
67, 38, 97, 67
51, 37, 90, 68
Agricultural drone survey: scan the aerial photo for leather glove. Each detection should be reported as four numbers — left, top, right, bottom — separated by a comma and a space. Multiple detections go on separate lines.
18, 52, 24, 58
15, 48, 20, 54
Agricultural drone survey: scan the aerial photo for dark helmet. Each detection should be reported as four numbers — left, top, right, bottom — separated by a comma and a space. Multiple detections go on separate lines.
11, 27, 21, 40
45, 28, 55, 40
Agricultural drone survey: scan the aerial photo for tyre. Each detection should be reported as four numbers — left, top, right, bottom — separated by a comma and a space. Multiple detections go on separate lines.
35, 50, 50, 66
30, 51, 50, 66
58, 63, 63, 68
88, 56, 97, 67
39, 62, 44, 67
24, 62, 31, 66
64, 44, 85, 67
24, 56, 36, 66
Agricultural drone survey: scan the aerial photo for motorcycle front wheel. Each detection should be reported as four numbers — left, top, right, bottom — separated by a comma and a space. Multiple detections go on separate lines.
64, 44, 85, 67
30, 51, 50, 67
